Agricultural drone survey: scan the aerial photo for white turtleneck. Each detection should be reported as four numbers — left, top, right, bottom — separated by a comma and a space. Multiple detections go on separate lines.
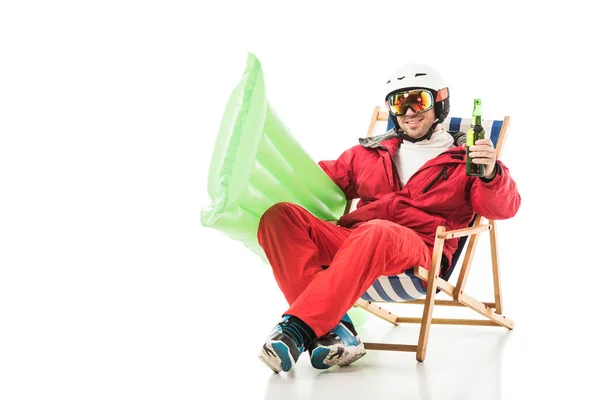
394, 127, 455, 187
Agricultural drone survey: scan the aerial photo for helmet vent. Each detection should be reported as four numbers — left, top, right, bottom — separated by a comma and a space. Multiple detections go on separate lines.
396, 76, 405, 80
415, 73, 427, 77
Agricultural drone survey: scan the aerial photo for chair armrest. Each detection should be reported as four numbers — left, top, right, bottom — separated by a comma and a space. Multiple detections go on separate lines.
437, 224, 491, 239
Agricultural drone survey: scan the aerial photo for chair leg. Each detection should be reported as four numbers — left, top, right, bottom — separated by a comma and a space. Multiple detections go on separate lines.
457, 292, 514, 329
416, 227, 446, 362
489, 220, 503, 314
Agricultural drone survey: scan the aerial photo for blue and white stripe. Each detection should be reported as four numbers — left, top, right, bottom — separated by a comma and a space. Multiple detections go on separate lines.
361, 269, 427, 302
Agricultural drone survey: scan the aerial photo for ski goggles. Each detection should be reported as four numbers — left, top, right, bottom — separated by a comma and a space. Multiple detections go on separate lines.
386, 89, 435, 117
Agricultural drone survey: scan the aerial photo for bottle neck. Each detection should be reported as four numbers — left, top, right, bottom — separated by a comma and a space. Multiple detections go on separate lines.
473, 115, 482, 125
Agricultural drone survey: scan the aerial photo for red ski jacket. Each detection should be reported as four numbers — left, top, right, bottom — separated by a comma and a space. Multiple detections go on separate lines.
319, 132, 521, 264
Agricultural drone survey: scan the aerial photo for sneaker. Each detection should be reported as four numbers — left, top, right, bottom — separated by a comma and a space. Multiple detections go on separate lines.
259, 317, 305, 373
308, 320, 366, 370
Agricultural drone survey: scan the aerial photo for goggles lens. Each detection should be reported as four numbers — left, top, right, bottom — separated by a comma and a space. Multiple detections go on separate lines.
387, 90, 434, 116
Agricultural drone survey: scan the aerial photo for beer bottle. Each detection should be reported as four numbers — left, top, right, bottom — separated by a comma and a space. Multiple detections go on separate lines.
466, 99, 486, 177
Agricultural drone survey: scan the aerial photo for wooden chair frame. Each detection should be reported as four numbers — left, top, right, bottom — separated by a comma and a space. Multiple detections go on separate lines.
351, 106, 513, 362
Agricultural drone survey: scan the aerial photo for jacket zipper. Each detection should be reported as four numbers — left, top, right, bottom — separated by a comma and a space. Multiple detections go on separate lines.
384, 148, 401, 190
422, 167, 448, 193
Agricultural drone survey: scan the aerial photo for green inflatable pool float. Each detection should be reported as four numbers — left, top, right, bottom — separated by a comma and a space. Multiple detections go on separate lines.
200, 52, 370, 328
200, 52, 347, 261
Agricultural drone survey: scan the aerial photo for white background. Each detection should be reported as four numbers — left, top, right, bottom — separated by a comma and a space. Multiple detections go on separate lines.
1, 1, 599, 399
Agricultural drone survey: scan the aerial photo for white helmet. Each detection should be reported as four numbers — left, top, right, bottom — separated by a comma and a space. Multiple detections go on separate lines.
384, 63, 450, 124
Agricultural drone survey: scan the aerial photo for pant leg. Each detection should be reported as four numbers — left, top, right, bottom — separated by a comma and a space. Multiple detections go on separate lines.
286, 219, 432, 337
257, 202, 352, 305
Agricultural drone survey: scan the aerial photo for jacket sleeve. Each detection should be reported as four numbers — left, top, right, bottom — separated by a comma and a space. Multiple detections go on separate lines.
469, 161, 521, 220
318, 146, 360, 200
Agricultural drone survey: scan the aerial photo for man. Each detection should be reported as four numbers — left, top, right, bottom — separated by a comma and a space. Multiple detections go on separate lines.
257, 63, 521, 373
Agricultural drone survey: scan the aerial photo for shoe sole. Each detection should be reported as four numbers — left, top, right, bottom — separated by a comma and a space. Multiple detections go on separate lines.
310, 343, 366, 370
259, 340, 295, 373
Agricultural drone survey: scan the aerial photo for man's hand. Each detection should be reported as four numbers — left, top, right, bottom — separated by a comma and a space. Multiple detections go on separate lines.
463, 138, 497, 179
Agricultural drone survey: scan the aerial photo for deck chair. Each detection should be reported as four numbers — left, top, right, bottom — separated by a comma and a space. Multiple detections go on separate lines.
350, 106, 513, 362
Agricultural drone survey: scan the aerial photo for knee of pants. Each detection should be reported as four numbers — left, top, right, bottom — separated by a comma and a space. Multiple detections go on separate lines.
257, 202, 308, 237
258, 202, 298, 233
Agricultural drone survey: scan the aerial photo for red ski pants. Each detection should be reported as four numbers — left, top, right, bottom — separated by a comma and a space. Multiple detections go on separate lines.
257, 202, 432, 337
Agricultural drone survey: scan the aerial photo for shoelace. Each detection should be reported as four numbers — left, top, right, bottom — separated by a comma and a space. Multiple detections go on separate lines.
278, 319, 306, 348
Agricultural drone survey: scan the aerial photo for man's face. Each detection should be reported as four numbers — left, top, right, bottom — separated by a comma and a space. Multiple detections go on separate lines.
396, 107, 436, 140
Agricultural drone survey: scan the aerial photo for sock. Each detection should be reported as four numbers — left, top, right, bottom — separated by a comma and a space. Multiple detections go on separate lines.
281, 315, 317, 348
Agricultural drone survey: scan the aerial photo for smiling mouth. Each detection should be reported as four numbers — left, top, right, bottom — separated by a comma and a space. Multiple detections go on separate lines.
405, 119, 423, 127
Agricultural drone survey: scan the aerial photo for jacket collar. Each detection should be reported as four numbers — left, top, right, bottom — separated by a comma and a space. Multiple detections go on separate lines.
359, 128, 466, 155
358, 129, 402, 154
